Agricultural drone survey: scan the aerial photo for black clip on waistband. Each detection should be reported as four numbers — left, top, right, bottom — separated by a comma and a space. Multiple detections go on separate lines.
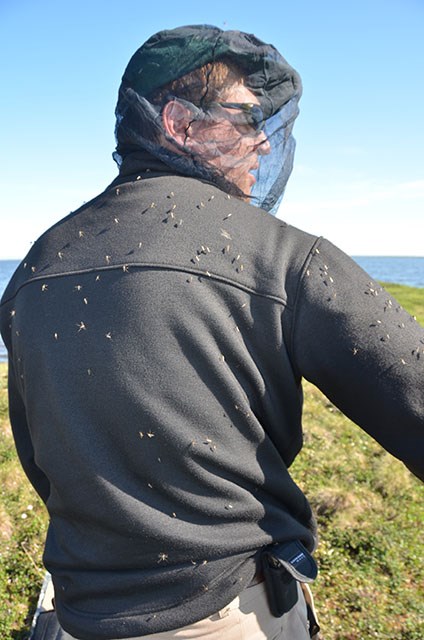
261, 540, 318, 619
264, 539, 318, 583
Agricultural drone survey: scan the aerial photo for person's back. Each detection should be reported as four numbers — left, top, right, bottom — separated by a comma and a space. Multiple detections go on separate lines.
1, 169, 318, 635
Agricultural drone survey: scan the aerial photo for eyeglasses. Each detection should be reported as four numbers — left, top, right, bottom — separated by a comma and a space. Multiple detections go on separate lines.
163, 96, 266, 135
214, 102, 266, 135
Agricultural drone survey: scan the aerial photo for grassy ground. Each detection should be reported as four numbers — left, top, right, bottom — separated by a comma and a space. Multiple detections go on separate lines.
0, 283, 423, 639
291, 383, 423, 639
0, 366, 47, 639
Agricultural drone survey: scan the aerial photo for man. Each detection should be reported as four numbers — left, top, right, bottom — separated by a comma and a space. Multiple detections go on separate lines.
1, 25, 423, 640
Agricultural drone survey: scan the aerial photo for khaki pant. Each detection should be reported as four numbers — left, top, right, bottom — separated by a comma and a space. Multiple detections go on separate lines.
63, 581, 317, 639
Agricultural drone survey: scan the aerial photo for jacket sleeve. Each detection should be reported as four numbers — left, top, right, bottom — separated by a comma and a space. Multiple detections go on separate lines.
8, 359, 51, 503
290, 238, 424, 482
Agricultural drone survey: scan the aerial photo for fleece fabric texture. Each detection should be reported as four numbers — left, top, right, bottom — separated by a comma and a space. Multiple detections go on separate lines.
1, 163, 423, 640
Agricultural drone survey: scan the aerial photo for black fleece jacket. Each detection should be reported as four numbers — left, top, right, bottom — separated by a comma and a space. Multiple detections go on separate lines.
1, 161, 423, 639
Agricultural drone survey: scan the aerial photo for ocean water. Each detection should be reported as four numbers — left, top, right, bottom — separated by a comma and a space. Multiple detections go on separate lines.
0, 256, 423, 362
352, 256, 424, 289
1, 260, 20, 362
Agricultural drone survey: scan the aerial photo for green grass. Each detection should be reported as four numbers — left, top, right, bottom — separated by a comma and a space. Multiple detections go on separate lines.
0, 367, 47, 639
0, 283, 423, 638
291, 382, 423, 638
381, 282, 424, 325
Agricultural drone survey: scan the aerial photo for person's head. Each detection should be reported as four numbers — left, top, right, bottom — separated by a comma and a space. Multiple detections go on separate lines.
154, 62, 270, 197
114, 25, 302, 212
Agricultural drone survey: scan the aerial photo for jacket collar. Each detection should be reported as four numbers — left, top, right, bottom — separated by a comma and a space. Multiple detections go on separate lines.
107, 150, 177, 190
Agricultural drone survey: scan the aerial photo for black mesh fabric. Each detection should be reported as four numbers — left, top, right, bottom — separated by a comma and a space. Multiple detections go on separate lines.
114, 25, 302, 214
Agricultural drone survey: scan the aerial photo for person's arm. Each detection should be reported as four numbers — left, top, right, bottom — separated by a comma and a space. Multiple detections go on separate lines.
291, 238, 424, 481
8, 359, 51, 503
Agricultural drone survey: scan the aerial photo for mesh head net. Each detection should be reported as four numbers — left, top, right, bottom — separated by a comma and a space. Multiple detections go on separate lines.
114, 25, 302, 214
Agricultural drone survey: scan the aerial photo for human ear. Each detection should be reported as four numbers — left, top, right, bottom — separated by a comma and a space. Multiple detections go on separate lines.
162, 100, 194, 147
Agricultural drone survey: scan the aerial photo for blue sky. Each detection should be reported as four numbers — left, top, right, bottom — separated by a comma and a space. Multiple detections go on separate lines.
1, 0, 423, 259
